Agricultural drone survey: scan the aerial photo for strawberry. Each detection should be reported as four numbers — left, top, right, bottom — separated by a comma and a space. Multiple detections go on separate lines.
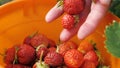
23, 32, 38, 45
48, 47, 56, 52
36, 44, 48, 59
17, 44, 36, 65
63, 0, 85, 14
81, 61, 96, 68
33, 51, 49, 68
23, 36, 32, 45
30, 33, 49, 48
59, 41, 78, 56
84, 50, 99, 66
78, 40, 94, 54
62, 14, 75, 29
4, 45, 19, 64
5, 64, 31, 68
44, 51, 63, 67
62, 14, 80, 29
5, 64, 13, 68
64, 49, 84, 68
47, 38, 56, 48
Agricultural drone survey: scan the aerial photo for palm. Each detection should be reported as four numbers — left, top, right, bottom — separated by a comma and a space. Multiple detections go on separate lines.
45, 0, 111, 41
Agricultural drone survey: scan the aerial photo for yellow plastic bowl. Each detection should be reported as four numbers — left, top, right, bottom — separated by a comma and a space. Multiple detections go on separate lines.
0, 0, 120, 68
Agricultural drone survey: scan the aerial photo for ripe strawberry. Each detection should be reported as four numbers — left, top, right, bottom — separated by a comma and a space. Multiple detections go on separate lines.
17, 44, 36, 65
4, 45, 19, 64
78, 40, 94, 54
84, 50, 99, 66
33, 51, 49, 68
62, 14, 75, 29
23, 36, 32, 45
5, 64, 31, 68
81, 61, 96, 68
5, 64, 13, 68
44, 51, 63, 67
64, 49, 84, 68
23, 32, 38, 45
30, 34, 49, 48
48, 47, 56, 52
59, 41, 78, 56
47, 38, 56, 48
36, 44, 48, 59
63, 0, 85, 14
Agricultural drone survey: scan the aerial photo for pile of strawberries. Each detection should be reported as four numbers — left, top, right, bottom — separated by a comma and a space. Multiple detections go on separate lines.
3, 33, 99, 68
61, 0, 85, 29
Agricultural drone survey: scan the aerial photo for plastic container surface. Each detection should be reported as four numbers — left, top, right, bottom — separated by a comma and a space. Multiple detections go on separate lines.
0, 0, 120, 68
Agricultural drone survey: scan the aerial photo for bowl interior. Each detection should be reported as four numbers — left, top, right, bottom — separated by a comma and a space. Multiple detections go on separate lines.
0, 0, 120, 68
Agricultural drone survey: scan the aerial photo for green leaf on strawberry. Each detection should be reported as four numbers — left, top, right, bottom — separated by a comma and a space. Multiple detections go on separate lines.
105, 20, 120, 58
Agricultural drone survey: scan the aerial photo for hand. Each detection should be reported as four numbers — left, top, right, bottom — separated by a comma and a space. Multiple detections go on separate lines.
45, 0, 111, 41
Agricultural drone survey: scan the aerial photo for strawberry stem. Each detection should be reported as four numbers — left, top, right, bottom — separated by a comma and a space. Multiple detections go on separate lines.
29, 31, 38, 38
39, 51, 43, 65
13, 46, 19, 64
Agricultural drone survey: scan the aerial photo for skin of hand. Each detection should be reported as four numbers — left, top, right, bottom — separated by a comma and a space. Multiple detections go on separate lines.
45, 0, 111, 42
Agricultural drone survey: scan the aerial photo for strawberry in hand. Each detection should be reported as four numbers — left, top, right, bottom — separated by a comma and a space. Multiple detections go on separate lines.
45, 0, 111, 42
62, 14, 80, 29
63, 0, 85, 15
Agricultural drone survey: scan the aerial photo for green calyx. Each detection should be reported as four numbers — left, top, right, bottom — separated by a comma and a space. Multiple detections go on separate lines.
73, 15, 80, 26
57, 0, 63, 7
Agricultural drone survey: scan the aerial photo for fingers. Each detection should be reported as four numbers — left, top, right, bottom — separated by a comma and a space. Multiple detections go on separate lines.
60, 0, 92, 42
77, 0, 111, 40
45, 1, 64, 23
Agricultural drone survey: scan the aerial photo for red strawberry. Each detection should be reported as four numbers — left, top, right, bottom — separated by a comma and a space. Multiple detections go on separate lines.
23, 32, 38, 45
47, 38, 56, 48
78, 40, 94, 54
36, 44, 48, 59
59, 41, 78, 56
23, 36, 32, 45
63, 0, 85, 14
30, 34, 49, 48
5, 64, 13, 68
81, 61, 96, 68
33, 51, 50, 68
84, 50, 99, 66
48, 47, 56, 52
5, 64, 31, 68
4, 45, 19, 64
64, 49, 84, 68
44, 51, 63, 67
17, 44, 36, 65
62, 14, 80, 29
62, 14, 75, 29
